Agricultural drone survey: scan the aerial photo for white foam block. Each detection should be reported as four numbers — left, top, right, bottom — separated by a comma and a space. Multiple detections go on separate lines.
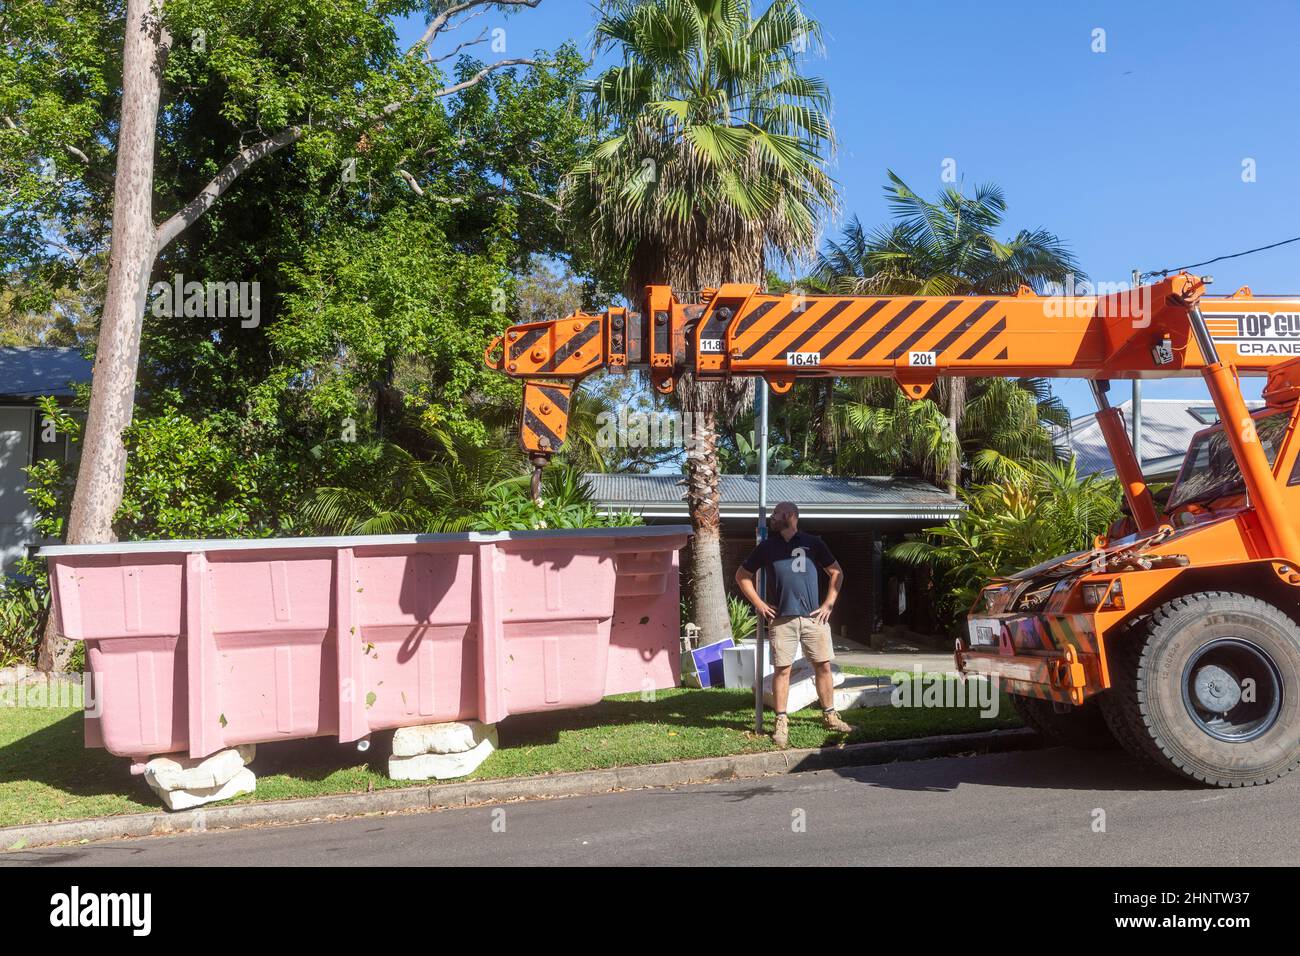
151, 767, 256, 811
388, 732, 497, 781
762, 658, 844, 712
144, 744, 256, 792
392, 720, 494, 757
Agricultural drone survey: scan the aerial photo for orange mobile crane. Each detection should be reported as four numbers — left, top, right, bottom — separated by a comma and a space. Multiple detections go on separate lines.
485, 273, 1300, 786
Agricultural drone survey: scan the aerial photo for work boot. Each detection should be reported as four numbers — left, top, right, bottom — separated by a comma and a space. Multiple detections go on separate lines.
822, 708, 854, 734
772, 713, 789, 749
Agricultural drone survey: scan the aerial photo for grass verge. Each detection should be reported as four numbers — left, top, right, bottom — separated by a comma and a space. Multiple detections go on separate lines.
0, 667, 1019, 830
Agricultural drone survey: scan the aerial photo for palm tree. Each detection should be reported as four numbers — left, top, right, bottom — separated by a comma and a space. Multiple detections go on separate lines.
816, 172, 1080, 490
565, 0, 837, 643
298, 432, 526, 535
833, 376, 1070, 486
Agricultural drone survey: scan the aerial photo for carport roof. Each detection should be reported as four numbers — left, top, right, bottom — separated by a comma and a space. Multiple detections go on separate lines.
585, 473, 962, 522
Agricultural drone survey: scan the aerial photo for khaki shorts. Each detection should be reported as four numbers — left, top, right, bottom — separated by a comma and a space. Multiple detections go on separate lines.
768, 615, 833, 667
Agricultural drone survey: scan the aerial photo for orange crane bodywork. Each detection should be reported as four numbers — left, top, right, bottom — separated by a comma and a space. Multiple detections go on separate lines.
486, 273, 1300, 786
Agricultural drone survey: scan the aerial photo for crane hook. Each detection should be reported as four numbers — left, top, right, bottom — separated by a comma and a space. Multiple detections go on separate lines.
529, 452, 549, 503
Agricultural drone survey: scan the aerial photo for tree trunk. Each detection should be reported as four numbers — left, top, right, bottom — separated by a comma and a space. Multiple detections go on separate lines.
685, 406, 731, 644
943, 375, 966, 493
37, 0, 168, 672
819, 378, 835, 457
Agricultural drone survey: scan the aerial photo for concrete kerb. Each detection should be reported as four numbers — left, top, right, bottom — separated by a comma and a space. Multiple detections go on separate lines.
0, 728, 1039, 851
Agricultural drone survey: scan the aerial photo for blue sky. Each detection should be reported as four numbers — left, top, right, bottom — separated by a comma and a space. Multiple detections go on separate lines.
401, 0, 1300, 416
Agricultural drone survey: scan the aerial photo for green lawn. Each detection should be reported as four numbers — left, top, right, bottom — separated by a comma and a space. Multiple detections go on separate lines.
0, 668, 1020, 832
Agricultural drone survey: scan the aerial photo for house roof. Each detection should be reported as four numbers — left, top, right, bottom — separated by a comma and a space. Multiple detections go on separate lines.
0, 347, 92, 399
584, 473, 963, 522
1057, 398, 1261, 478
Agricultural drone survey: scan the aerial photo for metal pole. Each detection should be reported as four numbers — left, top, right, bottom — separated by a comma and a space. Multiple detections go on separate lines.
1188, 305, 1221, 364
1130, 270, 1143, 470
1132, 379, 1142, 468
1091, 379, 1158, 530
753, 382, 770, 734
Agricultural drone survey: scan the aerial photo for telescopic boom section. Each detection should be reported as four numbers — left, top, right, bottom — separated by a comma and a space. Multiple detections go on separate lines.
486, 274, 1238, 397
484, 273, 1300, 551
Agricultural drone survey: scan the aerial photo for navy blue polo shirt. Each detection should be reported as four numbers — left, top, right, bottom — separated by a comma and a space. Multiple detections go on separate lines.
741, 530, 836, 617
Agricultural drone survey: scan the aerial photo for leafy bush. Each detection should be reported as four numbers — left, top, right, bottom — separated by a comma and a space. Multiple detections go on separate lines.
0, 560, 49, 668
28, 396, 306, 543
727, 595, 757, 642
892, 457, 1122, 622
471, 465, 641, 531
116, 411, 300, 539
300, 432, 525, 535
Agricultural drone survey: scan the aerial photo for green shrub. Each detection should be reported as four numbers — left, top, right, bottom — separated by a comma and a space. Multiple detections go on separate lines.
0, 561, 49, 668
470, 465, 642, 531
892, 457, 1122, 622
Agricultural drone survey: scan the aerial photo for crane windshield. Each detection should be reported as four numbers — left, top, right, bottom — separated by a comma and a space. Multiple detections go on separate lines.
1168, 411, 1289, 510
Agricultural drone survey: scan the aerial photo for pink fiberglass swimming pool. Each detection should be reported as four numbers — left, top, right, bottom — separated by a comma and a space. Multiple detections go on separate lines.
40, 526, 690, 760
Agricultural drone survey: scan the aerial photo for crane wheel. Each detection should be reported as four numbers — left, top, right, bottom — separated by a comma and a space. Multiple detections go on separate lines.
1010, 694, 1116, 750
1100, 592, 1300, 787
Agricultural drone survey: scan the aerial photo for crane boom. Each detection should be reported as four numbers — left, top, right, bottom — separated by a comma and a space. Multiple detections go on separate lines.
486, 272, 1300, 456
485, 271, 1300, 550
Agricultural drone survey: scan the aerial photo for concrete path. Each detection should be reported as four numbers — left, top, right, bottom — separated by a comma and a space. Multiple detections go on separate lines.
832, 639, 957, 675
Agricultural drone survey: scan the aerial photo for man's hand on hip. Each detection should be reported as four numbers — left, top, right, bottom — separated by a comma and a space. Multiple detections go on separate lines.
812, 603, 833, 625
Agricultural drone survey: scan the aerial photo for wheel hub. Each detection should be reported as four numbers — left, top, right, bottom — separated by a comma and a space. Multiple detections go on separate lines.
1181, 638, 1283, 743
1193, 663, 1242, 712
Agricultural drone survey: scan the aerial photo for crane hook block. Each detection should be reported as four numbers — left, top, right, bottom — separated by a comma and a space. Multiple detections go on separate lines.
520, 381, 572, 457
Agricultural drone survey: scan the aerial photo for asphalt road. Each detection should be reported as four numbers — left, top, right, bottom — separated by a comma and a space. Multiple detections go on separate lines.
5, 747, 1298, 866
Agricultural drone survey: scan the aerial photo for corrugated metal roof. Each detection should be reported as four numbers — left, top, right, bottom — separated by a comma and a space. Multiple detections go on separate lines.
0, 347, 92, 399
585, 473, 962, 521
1057, 398, 1261, 477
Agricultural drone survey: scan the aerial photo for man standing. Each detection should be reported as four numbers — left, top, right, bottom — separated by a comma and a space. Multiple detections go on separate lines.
734, 501, 853, 748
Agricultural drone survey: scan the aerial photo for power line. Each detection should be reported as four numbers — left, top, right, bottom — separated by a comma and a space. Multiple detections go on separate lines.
1141, 234, 1300, 281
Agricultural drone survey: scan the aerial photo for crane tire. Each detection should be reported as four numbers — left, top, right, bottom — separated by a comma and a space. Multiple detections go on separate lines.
1100, 591, 1300, 787
1010, 694, 1116, 750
